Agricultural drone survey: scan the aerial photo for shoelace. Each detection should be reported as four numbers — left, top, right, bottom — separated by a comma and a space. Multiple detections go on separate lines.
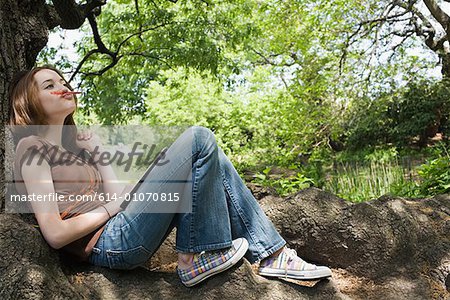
192, 250, 209, 264
283, 248, 298, 278
283, 248, 317, 277
194, 246, 231, 263
284, 247, 298, 260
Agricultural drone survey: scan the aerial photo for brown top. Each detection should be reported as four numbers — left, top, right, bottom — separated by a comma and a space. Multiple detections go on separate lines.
13, 135, 107, 261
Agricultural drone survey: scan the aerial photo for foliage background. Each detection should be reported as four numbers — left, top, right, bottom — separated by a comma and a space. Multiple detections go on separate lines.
38, 0, 450, 201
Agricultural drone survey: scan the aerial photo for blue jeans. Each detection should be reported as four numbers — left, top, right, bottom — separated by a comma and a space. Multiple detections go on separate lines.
88, 126, 286, 270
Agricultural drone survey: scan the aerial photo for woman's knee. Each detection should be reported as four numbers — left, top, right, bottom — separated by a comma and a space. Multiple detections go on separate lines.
191, 126, 217, 150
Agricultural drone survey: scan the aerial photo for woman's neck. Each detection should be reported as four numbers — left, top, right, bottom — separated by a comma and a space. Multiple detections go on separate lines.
40, 125, 64, 147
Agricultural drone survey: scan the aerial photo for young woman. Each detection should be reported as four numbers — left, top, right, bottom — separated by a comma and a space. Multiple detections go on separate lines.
8, 66, 332, 287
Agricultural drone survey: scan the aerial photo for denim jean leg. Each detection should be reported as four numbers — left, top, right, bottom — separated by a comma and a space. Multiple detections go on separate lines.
218, 147, 286, 264
89, 126, 235, 269
174, 126, 233, 253
89, 127, 196, 269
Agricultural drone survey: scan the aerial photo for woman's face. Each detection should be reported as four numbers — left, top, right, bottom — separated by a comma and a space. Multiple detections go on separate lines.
33, 69, 76, 124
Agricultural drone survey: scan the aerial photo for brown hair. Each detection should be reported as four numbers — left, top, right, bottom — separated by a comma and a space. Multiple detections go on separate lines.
9, 65, 78, 126
8, 66, 82, 153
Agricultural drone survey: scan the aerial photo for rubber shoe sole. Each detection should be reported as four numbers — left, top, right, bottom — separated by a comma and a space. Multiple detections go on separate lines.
258, 265, 332, 280
181, 238, 249, 287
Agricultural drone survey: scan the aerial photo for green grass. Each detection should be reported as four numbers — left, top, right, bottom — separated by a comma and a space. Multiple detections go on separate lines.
249, 157, 423, 201
323, 159, 420, 202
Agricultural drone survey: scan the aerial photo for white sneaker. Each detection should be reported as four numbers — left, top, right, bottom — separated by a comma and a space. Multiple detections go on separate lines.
258, 247, 332, 280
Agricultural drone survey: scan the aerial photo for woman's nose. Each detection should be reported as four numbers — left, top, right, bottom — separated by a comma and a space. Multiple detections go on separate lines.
59, 85, 69, 92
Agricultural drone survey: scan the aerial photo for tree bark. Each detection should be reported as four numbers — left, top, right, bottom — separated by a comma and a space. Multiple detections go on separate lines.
442, 53, 450, 79
0, 0, 52, 212
1, 187, 448, 299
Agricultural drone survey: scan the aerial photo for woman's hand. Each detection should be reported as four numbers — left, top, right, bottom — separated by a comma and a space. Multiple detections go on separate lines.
76, 130, 102, 153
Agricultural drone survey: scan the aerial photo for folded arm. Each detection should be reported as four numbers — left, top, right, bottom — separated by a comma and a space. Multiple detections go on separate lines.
22, 155, 122, 249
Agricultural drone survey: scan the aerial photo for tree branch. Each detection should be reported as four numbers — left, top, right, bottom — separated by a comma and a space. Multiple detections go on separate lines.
44, 5, 63, 30
425, 35, 448, 52
87, 13, 114, 55
355, 11, 410, 28
81, 0, 107, 16
134, 0, 140, 15
70, 19, 172, 82
395, 1, 448, 54
69, 13, 117, 82
116, 23, 173, 54
78, 59, 117, 77
339, 0, 449, 73
69, 49, 103, 82
250, 47, 296, 67
391, 31, 415, 53
422, 0, 450, 31
46, 0, 107, 30
338, 1, 408, 73
51, 0, 85, 29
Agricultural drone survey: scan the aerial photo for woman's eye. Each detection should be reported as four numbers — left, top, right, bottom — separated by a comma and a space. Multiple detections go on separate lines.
45, 84, 54, 89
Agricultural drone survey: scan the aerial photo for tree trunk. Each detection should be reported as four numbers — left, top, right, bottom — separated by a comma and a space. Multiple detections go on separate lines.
0, 0, 50, 107
1, 187, 448, 299
0, 0, 51, 212
442, 53, 450, 79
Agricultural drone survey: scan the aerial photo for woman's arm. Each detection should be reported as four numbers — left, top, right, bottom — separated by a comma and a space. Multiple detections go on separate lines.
90, 144, 126, 197
22, 156, 122, 249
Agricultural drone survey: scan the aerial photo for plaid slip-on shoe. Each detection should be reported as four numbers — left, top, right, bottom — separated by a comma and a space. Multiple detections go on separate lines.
258, 247, 332, 280
177, 237, 249, 287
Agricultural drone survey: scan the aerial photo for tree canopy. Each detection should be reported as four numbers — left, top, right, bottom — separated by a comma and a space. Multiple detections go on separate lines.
38, 0, 448, 152
2, 0, 449, 199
